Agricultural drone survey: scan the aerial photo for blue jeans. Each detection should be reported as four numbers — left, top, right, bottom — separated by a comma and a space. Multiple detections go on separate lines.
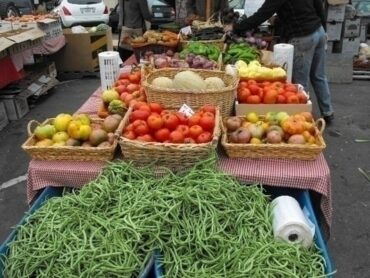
289, 26, 334, 117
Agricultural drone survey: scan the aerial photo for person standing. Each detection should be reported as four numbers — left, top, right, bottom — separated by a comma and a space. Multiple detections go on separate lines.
230, 0, 334, 123
186, 0, 229, 20
118, 0, 151, 61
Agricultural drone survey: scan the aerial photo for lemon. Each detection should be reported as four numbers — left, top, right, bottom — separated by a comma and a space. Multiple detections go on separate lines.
246, 112, 259, 123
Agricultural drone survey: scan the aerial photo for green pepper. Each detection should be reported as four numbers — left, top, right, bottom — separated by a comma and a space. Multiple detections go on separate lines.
179, 49, 190, 59
207, 45, 220, 61
187, 42, 208, 56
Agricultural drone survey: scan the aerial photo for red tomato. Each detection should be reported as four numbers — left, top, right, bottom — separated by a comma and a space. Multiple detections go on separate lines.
199, 115, 215, 132
175, 112, 189, 125
160, 109, 172, 116
246, 95, 262, 104
261, 81, 271, 87
147, 114, 164, 130
162, 113, 180, 130
284, 83, 297, 92
120, 92, 129, 102
128, 72, 141, 84
149, 103, 163, 114
130, 110, 150, 122
125, 123, 134, 132
119, 79, 130, 86
188, 114, 201, 126
184, 137, 196, 144
237, 87, 251, 103
137, 134, 153, 142
127, 84, 140, 94
276, 94, 287, 104
154, 128, 170, 142
119, 72, 130, 80
133, 101, 148, 110
132, 120, 150, 136
196, 131, 212, 143
116, 85, 126, 94
263, 89, 278, 104
123, 94, 134, 105
200, 105, 216, 115
123, 130, 136, 140
286, 94, 300, 104
238, 81, 248, 88
247, 80, 257, 86
169, 130, 184, 143
189, 125, 203, 139
248, 84, 261, 95
297, 92, 308, 104
176, 124, 190, 137
272, 81, 284, 88
138, 104, 151, 113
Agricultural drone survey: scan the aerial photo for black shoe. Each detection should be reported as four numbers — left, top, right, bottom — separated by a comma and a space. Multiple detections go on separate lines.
323, 114, 334, 125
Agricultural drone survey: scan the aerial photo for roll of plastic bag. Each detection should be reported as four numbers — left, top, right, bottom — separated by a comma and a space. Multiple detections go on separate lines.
273, 43, 294, 82
272, 196, 315, 248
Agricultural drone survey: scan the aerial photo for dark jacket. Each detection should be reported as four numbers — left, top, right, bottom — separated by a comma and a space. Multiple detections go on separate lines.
234, 0, 325, 40
186, 0, 229, 19
122, 0, 151, 29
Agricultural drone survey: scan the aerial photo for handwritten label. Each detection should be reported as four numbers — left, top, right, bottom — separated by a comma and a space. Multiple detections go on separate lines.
179, 104, 194, 117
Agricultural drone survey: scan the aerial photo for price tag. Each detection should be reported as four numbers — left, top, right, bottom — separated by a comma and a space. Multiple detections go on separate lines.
180, 26, 192, 36
179, 104, 194, 117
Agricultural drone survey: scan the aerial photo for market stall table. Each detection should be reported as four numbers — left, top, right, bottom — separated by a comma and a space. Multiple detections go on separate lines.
26, 85, 332, 237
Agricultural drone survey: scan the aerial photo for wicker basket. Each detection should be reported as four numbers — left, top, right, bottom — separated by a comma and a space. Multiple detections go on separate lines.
179, 33, 226, 51
221, 118, 326, 160
118, 107, 221, 170
143, 68, 238, 117
22, 117, 125, 161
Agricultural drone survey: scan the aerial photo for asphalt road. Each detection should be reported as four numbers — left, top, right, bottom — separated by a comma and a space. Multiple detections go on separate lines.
0, 77, 370, 278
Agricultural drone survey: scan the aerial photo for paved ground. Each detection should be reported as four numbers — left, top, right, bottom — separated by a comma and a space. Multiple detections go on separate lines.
1, 76, 370, 278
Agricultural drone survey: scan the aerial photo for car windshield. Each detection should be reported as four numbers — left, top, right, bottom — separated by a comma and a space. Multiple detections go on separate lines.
229, 0, 244, 9
67, 0, 102, 4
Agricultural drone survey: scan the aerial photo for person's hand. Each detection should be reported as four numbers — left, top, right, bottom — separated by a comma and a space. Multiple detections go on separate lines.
224, 24, 233, 32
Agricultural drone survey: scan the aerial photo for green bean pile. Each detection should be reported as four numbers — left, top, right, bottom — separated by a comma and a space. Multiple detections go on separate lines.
2, 156, 326, 277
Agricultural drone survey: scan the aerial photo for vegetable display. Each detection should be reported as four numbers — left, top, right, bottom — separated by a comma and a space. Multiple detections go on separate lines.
236, 60, 287, 82
226, 31, 269, 49
182, 26, 224, 41
224, 43, 260, 65
2, 157, 325, 277
180, 42, 221, 61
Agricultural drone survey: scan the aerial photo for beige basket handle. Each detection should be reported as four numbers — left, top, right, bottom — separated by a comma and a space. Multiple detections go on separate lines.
27, 120, 42, 136
316, 118, 326, 134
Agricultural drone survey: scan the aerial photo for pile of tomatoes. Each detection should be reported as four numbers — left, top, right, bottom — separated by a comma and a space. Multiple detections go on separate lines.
237, 80, 309, 104
122, 102, 217, 144
114, 69, 146, 107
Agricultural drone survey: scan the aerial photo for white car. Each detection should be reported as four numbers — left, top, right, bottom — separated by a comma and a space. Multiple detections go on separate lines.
53, 0, 109, 28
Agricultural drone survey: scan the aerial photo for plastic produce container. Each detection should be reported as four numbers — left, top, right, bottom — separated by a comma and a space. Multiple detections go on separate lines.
150, 187, 335, 278
0, 187, 155, 278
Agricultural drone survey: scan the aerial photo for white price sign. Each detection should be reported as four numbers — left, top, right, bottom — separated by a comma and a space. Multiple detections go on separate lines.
179, 104, 194, 117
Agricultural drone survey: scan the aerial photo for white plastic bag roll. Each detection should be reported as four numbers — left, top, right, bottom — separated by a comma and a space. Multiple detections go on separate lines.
99, 51, 123, 91
272, 196, 314, 248
273, 44, 294, 82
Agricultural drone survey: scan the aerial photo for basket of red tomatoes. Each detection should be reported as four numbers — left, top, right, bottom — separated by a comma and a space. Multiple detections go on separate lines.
118, 102, 220, 170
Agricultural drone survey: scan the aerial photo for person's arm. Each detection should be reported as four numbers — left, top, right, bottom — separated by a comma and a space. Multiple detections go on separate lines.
313, 0, 326, 29
234, 0, 285, 33
138, 0, 152, 22
186, 0, 196, 16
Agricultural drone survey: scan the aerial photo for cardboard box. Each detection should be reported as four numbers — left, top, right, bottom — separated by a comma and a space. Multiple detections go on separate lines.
0, 28, 44, 56
341, 37, 361, 55
360, 24, 368, 42
235, 85, 312, 116
326, 21, 343, 41
53, 27, 113, 72
343, 18, 361, 38
0, 101, 9, 131
37, 19, 63, 41
327, 5, 346, 22
0, 93, 29, 121
235, 100, 313, 116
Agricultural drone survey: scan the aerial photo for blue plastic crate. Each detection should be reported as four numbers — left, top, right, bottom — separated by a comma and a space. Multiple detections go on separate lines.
151, 188, 335, 278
